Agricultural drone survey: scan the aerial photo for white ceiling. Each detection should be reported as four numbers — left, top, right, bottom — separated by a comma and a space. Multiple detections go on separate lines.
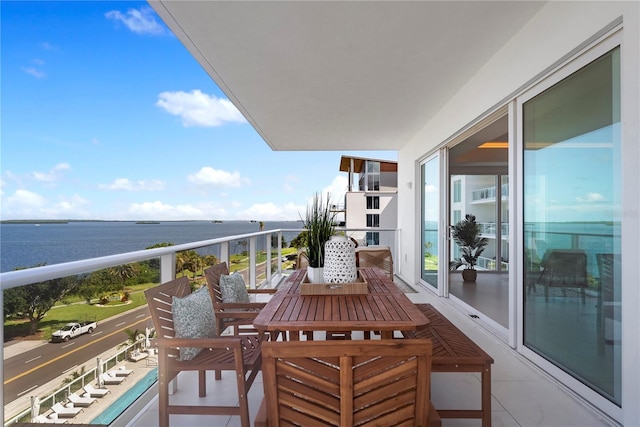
150, 1, 545, 151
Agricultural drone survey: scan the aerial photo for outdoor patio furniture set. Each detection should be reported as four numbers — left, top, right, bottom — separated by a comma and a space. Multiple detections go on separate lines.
145, 259, 494, 427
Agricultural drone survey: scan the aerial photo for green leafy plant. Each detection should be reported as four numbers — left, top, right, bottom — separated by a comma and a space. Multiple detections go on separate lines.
449, 214, 488, 271
301, 193, 336, 268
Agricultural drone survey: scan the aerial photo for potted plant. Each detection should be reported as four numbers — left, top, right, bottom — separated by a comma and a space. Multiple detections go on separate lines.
301, 193, 336, 282
449, 214, 488, 282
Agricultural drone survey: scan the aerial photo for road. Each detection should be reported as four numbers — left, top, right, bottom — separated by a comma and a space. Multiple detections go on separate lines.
3, 306, 152, 403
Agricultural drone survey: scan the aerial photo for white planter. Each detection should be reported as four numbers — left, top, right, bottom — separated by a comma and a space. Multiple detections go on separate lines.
307, 266, 324, 283
323, 235, 357, 283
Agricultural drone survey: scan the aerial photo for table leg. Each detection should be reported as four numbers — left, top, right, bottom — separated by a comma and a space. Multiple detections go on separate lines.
482, 364, 492, 427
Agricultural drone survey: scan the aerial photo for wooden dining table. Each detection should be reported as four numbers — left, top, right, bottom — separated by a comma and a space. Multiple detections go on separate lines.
253, 267, 429, 340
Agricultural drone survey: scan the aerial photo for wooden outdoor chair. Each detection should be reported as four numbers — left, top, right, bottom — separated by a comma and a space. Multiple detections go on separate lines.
204, 262, 278, 337
255, 339, 441, 427
296, 250, 309, 269
144, 276, 265, 427
356, 246, 394, 280
536, 249, 588, 303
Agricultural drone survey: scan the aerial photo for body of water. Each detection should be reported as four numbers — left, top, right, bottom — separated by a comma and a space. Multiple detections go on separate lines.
0, 221, 303, 273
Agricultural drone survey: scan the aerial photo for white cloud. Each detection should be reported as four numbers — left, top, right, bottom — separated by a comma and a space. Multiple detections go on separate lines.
576, 192, 606, 203
105, 6, 165, 35
156, 90, 246, 127
2, 190, 91, 219
99, 178, 165, 191
22, 67, 46, 79
45, 195, 90, 216
188, 167, 249, 187
7, 189, 46, 208
32, 163, 70, 182
320, 175, 349, 205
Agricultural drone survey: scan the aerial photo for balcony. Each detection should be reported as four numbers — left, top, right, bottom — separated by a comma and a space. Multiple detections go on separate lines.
2, 229, 613, 426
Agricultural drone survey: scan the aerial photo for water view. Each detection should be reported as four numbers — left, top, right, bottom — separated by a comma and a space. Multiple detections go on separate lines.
0, 220, 303, 273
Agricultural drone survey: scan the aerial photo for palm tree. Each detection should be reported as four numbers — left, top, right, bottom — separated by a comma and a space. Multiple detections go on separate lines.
109, 263, 138, 289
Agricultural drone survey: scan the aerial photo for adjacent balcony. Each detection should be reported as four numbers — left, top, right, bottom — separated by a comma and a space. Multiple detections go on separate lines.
2, 228, 613, 426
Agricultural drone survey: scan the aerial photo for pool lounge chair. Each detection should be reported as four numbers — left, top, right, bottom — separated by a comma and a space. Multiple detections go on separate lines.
100, 372, 125, 385
68, 393, 97, 407
109, 366, 133, 377
50, 403, 82, 418
83, 384, 110, 398
32, 414, 67, 424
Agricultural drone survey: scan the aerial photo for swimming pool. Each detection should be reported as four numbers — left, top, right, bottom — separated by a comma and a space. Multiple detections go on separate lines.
90, 368, 158, 425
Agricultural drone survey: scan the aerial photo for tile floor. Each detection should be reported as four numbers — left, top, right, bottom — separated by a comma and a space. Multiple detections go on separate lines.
126, 284, 617, 427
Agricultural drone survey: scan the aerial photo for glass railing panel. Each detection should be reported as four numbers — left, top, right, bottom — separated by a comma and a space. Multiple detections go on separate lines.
2, 226, 396, 425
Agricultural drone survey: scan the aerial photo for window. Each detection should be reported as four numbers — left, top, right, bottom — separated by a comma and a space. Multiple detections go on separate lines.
366, 196, 379, 210
366, 161, 380, 191
366, 214, 379, 228
453, 179, 461, 203
366, 232, 379, 246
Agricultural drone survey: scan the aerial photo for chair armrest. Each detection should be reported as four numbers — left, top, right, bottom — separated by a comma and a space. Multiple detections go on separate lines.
215, 311, 261, 321
215, 302, 267, 310
248, 288, 277, 295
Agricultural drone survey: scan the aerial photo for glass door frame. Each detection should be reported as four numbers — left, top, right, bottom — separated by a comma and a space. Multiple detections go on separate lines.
418, 149, 448, 297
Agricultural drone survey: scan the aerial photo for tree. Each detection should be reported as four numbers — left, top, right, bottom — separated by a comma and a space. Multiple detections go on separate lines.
202, 254, 218, 267
4, 273, 79, 335
289, 231, 308, 249
123, 328, 144, 345
237, 240, 248, 255
176, 250, 201, 277
108, 263, 138, 289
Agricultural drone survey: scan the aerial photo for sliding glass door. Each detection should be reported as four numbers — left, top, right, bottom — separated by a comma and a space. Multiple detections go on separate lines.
522, 46, 621, 405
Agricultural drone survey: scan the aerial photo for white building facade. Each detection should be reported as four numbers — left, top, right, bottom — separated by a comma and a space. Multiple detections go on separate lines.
340, 156, 398, 248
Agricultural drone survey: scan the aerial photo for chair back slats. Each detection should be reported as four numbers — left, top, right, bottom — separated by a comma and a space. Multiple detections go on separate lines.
144, 276, 191, 361
356, 247, 394, 280
145, 276, 191, 340
204, 261, 277, 337
203, 261, 229, 305
262, 340, 432, 427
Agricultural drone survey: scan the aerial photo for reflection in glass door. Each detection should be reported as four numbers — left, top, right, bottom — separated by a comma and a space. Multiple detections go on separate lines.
522, 47, 621, 405
421, 155, 439, 288
450, 175, 508, 272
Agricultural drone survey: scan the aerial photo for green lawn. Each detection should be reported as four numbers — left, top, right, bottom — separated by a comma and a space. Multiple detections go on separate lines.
5, 252, 299, 341
5, 289, 151, 341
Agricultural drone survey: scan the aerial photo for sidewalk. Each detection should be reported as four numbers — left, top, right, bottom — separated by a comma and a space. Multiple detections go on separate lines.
3, 339, 48, 360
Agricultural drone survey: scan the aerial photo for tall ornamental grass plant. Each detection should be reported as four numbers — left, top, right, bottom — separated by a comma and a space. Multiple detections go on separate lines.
302, 193, 336, 268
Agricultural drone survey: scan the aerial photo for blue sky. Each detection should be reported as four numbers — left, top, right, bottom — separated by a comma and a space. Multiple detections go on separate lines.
1, 1, 395, 221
